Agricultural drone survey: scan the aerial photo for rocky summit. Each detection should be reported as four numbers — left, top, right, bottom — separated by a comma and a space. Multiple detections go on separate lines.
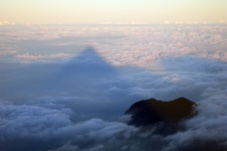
125, 97, 197, 128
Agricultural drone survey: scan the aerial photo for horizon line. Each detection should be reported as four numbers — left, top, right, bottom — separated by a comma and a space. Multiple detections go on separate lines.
1, 23, 227, 26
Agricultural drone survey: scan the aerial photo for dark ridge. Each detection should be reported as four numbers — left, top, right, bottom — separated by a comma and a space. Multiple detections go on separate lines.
125, 97, 197, 128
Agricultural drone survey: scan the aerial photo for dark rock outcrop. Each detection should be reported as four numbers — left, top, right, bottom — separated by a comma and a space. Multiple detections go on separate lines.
125, 97, 197, 128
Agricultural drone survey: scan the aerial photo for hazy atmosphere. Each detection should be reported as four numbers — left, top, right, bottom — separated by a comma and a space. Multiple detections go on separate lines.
0, 0, 226, 24
0, 1, 227, 151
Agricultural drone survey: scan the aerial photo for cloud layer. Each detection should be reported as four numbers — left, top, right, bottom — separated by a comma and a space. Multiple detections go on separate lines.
0, 25, 227, 150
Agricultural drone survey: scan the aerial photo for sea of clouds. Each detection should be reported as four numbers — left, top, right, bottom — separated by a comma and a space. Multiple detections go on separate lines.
0, 24, 227, 151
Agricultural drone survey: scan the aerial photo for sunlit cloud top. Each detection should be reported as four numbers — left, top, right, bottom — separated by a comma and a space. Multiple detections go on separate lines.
0, 0, 226, 24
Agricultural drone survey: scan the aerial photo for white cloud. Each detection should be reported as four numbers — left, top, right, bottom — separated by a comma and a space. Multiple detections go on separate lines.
0, 100, 137, 151
15, 53, 72, 62
1, 24, 227, 64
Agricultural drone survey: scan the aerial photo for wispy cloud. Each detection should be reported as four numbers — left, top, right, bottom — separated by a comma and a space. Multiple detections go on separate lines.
16, 53, 72, 62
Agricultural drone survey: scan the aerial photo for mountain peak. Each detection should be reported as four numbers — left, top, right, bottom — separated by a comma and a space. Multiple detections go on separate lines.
125, 97, 197, 127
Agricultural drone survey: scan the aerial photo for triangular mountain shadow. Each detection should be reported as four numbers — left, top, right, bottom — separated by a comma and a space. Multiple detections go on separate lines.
68, 46, 109, 65
61, 46, 117, 76
46, 46, 119, 91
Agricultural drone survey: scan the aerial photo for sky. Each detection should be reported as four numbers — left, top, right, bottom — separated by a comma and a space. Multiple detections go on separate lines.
0, 0, 226, 24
